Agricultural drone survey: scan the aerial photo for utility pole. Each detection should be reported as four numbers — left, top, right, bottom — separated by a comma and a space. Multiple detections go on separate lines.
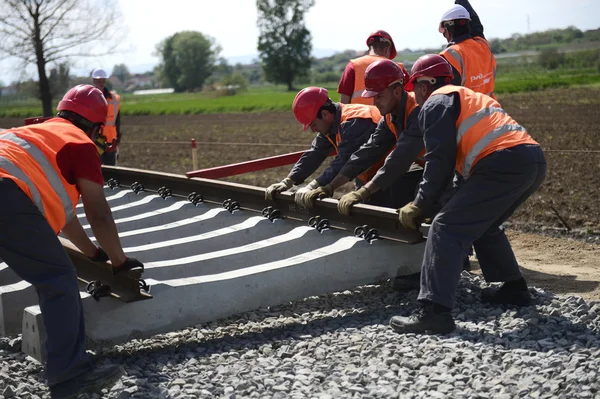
527, 14, 531, 33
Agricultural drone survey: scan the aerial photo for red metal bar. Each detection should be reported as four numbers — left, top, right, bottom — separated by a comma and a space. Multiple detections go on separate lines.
24, 116, 52, 125
186, 150, 310, 179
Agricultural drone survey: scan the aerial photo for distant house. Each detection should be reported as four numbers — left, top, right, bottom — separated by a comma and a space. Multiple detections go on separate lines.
109, 76, 124, 91
0, 85, 18, 96
128, 74, 154, 89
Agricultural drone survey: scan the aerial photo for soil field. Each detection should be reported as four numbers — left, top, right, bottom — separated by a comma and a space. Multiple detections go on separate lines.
1, 87, 599, 299
1, 87, 598, 231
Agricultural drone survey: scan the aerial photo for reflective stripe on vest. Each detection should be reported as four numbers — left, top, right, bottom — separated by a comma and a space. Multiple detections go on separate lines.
324, 104, 381, 184
0, 156, 45, 216
102, 91, 120, 144
349, 56, 405, 105
432, 85, 538, 179
384, 92, 426, 167
0, 132, 74, 223
441, 37, 496, 98
462, 124, 527, 179
105, 92, 120, 126
445, 47, 466, 86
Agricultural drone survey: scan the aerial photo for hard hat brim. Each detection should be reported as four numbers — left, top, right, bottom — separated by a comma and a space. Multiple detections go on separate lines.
361, 90, 379, 98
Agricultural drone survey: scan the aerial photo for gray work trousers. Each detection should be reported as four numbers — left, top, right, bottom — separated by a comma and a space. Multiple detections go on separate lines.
418, 144, 547, 308
0, 179, 91, 386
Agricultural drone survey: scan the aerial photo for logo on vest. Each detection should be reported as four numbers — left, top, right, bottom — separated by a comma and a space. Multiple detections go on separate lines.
470, 72, 492, 83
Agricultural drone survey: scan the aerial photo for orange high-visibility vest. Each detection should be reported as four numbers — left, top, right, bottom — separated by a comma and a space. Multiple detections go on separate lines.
384, 92, 426, 168
0, 118, 89, 233
349, 55, 405, 105
432, 85, 538, 179
324, 104, 381, 184
102, 91, 120, 148
440, 37, 497, 99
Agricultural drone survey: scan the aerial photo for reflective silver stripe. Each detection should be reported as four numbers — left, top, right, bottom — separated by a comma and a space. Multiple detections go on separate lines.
0, 156, 45, 216
105, 93, 120, 126
462, 124, 527, 179
474, 37, 496, 79
350, 89, 365, 100
0, 133, 74, 223
446, 48, 465, 85
456, 106, 507, 143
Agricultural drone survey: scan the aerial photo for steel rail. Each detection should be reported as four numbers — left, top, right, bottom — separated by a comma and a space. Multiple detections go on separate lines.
59, 237, 152, 303
101, 166, 425, 245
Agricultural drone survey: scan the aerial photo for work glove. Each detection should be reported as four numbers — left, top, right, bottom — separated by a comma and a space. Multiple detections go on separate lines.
337, 187, 371, 216
398, 202, 423, 230
293, 180, 320, 209
88, 246, 109, 262
300, 184, 333, 210
112, 257, 145, 276
265, 177, 294, 200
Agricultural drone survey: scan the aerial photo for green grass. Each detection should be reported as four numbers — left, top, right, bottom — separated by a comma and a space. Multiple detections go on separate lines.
495, 67, 600, 93
2, 69, 599, 117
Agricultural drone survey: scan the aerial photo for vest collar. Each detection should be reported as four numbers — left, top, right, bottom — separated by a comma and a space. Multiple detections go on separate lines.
448, 33, 473, 46
390, 90, 408, 128
328, 102, 343, 137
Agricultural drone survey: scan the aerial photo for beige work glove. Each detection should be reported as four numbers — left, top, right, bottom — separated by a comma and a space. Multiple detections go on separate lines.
337, 187, 371, 216
265, 177, 294, 200
293, 180, 320, 208
398, 202, 423, 230
299, 184, 333, 210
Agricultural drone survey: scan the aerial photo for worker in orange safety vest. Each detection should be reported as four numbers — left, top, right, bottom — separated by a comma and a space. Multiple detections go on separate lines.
0, 84, 143, 398
390, 55, 546, 335
337, 30, 406, 105
438, 1, 497, 99
265, 87, 385, 210
308, 59, 426, 216
91, 68, 122, 165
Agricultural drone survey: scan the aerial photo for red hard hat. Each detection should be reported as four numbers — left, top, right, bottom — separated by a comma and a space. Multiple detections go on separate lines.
57, 84, 107, 125
292, 87, 329, 130
362, 59, 407, 98
366, 30, 397, 60
405, 54, 454, 91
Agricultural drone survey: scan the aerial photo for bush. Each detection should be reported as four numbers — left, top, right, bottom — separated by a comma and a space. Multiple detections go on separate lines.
538, 48, 566, 70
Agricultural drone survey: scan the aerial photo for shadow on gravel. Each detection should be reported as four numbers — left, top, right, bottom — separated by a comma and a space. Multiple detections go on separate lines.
520, 266, 600, 295
468, 259, 600, 296
100, 279, 599, 373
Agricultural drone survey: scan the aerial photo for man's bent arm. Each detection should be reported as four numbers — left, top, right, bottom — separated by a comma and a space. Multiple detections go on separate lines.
78, 178, 126, 265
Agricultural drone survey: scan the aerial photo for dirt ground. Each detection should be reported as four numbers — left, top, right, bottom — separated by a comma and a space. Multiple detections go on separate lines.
481, 231, 600, 301
1, 87, 599, 301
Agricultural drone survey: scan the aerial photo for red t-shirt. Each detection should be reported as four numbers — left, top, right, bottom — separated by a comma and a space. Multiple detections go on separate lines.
337, 62, 356, 97
56, 142, 105, 187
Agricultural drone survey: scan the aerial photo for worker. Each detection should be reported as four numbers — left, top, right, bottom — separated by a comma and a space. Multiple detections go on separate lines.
0, 84, 144, 398
306, 59, 425, 214
337, 30, 403, 105
91, 67, 122, 165
439, 0, 497, 99
265, 87, 381, 208
390, 55, 546, 335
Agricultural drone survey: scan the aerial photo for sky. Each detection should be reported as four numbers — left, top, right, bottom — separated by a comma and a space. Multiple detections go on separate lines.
1, 0, 599, 84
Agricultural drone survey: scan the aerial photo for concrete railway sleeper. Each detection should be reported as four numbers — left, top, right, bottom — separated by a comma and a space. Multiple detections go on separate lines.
1, 165, 426, 366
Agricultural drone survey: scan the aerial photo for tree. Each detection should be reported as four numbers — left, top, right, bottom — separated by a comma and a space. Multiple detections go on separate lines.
112, 64, 131, 85
0, 0, 124, 116
155, 31, 221, 92
49, 62, 70, 98
256, 0, 314, 91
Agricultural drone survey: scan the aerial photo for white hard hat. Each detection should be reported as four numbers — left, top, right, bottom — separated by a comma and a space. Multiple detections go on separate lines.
440, 5, 471, 23
91, 68, 108, 79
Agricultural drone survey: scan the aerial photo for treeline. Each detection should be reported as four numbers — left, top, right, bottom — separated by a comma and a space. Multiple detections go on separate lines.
489, 26, 600, 54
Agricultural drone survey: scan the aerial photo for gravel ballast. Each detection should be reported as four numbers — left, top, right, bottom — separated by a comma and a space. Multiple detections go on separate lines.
1, 272, 599, 398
